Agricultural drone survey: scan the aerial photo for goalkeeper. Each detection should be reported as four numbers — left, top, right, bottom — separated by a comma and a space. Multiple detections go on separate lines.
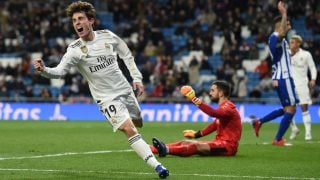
152, 80, 242, 157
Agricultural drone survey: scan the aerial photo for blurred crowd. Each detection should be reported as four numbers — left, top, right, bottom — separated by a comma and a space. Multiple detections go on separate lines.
0, 0, 319, 103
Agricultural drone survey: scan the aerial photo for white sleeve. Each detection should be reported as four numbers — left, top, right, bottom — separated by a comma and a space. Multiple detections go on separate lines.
306, 51, 317, 80
41, 47, 76, 79
112, 33, 142, 83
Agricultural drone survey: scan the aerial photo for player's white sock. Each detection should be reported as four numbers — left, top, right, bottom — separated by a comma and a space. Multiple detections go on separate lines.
290, 119, 299, 140
291, 119, 299, 131
129, 134, 161, 169
302, 111, 312, 139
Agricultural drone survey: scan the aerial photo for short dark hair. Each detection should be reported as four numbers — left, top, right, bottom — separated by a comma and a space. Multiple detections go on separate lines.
273, 15, 290, 25
273, 16, 282, 25
212, 80, 231, 97
66, 1, 96, 20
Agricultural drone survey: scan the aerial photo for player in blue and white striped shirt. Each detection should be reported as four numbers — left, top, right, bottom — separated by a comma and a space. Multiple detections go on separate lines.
252, 0, 299, 146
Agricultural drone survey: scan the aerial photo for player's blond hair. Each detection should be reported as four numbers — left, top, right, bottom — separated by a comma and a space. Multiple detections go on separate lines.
66, 1, 96, 20
290, 35, 303, 45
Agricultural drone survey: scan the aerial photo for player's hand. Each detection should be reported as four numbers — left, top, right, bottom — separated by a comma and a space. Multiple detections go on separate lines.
183, 130, 196, 139
180, 85, 196, 100
272, 80, 278, 87
278, 1, 287, 15
133, 81, 144, 96
33, 59, 45, 73
309, 80, 315, 88
180, 85, 202, 106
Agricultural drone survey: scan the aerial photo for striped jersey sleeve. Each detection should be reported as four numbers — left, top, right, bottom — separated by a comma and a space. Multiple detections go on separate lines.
268, 32, 292, 80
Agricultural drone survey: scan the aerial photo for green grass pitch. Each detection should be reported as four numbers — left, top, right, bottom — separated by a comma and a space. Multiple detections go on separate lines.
0, 121, 319, 179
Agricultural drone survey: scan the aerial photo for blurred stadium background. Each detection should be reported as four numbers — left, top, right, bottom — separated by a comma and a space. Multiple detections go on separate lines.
0, 0, 319, 121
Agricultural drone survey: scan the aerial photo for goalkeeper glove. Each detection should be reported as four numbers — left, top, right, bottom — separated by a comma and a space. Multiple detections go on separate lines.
180, 85, 202, 106
183, 130, 202, 139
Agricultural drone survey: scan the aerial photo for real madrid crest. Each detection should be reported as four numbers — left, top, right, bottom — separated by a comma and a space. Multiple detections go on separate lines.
80, 45, 88, 53
105, 43, 110, 49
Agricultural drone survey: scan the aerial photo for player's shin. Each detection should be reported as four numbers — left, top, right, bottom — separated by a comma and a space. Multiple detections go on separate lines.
289, 119, 300, 140
302, 111, 312, 140
168, 144, 197, 157
275, 112, 293, 141
291, 119, 298, 131
129, 134, 161, 168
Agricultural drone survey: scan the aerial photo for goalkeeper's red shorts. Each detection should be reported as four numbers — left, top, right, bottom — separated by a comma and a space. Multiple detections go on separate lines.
203, 140, 238, 156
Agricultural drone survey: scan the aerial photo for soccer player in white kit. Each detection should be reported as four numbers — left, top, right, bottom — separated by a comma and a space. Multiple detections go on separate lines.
33, 1, 169, 178
289, 35, 317, 140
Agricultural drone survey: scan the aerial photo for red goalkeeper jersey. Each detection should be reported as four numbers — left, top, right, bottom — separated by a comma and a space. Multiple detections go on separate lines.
198, 100, 242, 145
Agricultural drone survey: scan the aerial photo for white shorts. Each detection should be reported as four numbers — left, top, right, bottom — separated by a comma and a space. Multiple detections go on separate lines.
98, 92, 141, 132
295, 85, 312, 105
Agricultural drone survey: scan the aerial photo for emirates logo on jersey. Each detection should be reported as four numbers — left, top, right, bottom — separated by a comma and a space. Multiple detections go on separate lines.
89, 55, 116, 73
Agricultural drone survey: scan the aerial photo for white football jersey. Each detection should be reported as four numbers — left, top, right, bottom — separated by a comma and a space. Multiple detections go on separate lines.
41, 30, 142, 102
290, 48, 317, 87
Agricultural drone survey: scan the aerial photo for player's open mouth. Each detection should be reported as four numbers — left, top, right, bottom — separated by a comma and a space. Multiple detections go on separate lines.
77, 27, 84, 32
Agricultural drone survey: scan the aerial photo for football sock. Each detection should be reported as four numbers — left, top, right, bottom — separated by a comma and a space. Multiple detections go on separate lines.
260, 108, 284, 124
302, 111, 311, 135
275, 112, 294, 141
168, 143, 197, 157
129, 134, 160, 168
291, 119, 298, 131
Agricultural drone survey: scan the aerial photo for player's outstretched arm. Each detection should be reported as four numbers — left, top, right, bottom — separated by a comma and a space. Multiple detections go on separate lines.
180, 85, 202, 106
33, 56, 69, 79
183, 129, 202, 139
277, 0, 288, 38
183, 122, 217, 139
180, 85, 230, 119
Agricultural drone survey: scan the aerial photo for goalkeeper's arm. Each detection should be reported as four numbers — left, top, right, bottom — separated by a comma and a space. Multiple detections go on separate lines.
180, 85, 228, 119
183, 121, 218, 139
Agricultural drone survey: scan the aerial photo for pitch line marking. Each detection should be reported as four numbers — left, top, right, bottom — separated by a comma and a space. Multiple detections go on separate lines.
0, 168, 317, 180
0, 149, 133, 161
256, 141, 320, 146
1, 141, 319, 161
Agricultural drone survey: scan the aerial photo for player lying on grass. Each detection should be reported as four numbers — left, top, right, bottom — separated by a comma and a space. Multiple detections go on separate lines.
151, 81, 242, 157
